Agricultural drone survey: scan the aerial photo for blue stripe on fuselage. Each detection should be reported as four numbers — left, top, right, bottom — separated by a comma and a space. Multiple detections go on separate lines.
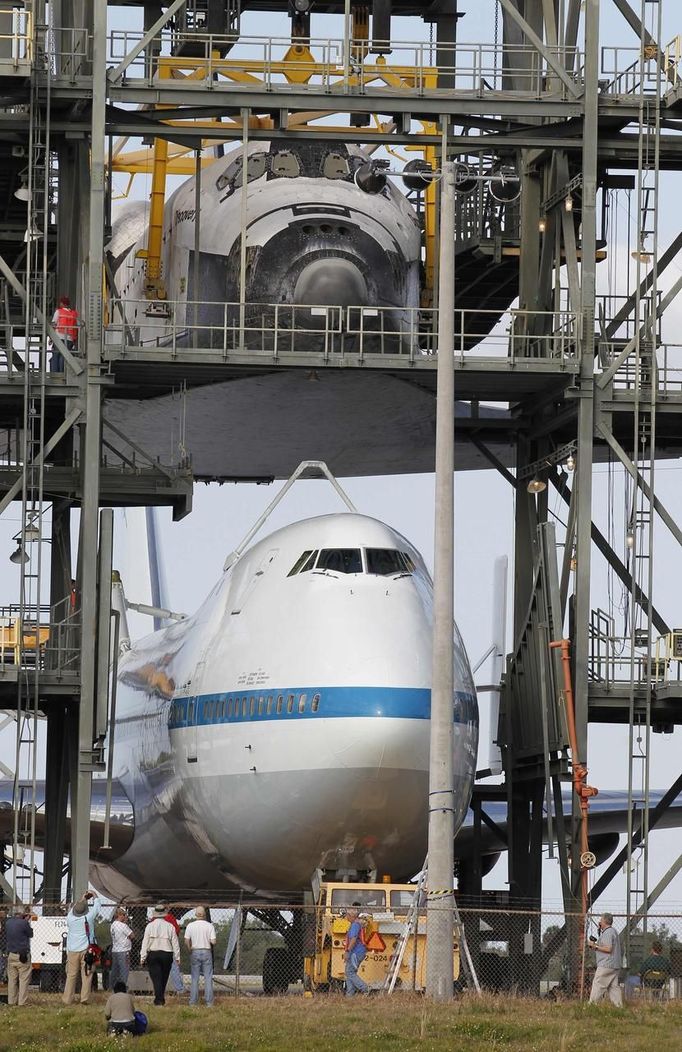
168, 687, 477, 729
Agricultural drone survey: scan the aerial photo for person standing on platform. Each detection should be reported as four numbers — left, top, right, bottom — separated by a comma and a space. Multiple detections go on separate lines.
184, 906, 217, 1006
5, 905, 33, 1006
62, 892, 101, 1005
109, 907, 134, 991
140, 905, 180, 1006
50, 295, 79, 373
588, 912, 623, 1006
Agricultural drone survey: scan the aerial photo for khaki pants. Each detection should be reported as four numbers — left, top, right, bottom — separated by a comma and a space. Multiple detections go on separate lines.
589, 967, 623, 1006
62, 949, 95, 1005
7, 952, 31, 1005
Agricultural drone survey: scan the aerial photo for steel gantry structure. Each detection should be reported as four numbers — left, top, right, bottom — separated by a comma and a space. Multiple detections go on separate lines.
0, 0, 681, 992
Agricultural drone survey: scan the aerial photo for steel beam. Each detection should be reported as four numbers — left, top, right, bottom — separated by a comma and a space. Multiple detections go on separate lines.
573, 15, 599, 913
72, 0, 107, 898
0, 408, 82, 518
496, 0, 581, 98
108, 0, 187, 84
595, 422, 682, 551
548, 469, 669, 636
605, 233, 682, 339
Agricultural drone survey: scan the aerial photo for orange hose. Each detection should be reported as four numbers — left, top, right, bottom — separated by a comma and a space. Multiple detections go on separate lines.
549, 638, 598, 996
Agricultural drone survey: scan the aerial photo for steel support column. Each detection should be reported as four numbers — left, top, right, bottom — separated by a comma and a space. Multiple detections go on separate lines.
572, 0, 599, 873
72, 0, 106, 898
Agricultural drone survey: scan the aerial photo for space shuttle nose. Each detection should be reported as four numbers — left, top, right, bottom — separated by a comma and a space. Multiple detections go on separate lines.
293, 258, 368, 308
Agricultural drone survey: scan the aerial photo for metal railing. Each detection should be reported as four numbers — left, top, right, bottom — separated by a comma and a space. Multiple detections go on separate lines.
600, 38, 681, 96
99, 33, 582, 98
0, 7, 33, 70
588, 608, 682, 688
598, 343, 682, 395
104, 300, 579, 364
0, 597, 80, 675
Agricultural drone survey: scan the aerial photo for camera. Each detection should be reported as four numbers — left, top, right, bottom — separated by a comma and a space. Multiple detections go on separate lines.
589, 935, 597, 943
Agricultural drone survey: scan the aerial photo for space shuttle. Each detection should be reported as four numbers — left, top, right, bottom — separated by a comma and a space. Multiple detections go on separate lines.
85, 505, 478, 900
109, 140, 424, 354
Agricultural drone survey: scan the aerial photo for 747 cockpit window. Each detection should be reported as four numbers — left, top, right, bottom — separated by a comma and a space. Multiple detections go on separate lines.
316, 548, 362, 574
365, 549, 414, 576
288, 550, 318, 576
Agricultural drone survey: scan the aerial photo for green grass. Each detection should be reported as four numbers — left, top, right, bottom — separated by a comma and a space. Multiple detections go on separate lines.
1, 993, 681, 1052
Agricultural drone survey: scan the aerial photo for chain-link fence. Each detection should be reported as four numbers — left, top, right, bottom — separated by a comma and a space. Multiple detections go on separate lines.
3, 902, 682, 1001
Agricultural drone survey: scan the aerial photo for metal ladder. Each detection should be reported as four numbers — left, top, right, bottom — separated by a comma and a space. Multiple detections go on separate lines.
9, 15, 52, 904
383, 860, 481, 994
383, 864, 428, 993
624, 0, 662, 963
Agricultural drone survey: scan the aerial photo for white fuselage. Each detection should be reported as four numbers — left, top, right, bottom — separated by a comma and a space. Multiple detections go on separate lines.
90, 514, 478, 900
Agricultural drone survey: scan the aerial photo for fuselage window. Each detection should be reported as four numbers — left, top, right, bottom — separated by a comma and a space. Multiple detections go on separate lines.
288, 550, 313, 577
250, 697, 256, 717
218, 699, 224, 719
267, 695, 273, 715
299, 693, 307, 713
258, 697, 264, 716
242, 697, 248, 717
227, 698, 233, 717
365, 548, 414, 576
312, 693, 320, 712
277, 695, 283, 715
287, 694, 295, 714
189, 701, 195, 723
316, 548, 362, 574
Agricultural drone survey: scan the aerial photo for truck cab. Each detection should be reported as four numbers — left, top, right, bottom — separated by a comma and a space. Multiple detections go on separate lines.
304, 880, 460, 992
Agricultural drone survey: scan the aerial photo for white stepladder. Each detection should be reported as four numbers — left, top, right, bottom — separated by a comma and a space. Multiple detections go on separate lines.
382, 859, 481, 995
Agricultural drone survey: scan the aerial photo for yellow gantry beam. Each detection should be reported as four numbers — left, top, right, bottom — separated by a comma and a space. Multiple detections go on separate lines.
117, 48, 439, 300
156, 51, 436, 91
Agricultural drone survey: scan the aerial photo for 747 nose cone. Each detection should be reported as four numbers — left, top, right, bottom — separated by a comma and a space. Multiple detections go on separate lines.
294, 258, 368, 307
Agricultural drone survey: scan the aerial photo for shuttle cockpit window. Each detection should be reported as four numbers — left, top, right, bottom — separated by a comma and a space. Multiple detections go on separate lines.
330, 888, 387, 913
216, 152, 268, 198
271, 150, 300, 178
365, 549, 415, 576
235, 153, 267, 188
322, 151, 350, 180
316, 548, 362, 574
288, 549, 317, 576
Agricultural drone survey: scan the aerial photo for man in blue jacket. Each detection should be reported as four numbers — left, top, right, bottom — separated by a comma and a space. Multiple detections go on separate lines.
343, 905, 369, 997
5, 905, 33, 1006
62, 892, 101, 1005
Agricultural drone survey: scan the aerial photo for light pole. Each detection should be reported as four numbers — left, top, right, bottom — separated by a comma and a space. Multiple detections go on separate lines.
425, 160, 457, 1000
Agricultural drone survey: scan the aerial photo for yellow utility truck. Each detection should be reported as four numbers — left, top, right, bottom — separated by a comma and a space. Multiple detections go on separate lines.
303, 880, 460, 992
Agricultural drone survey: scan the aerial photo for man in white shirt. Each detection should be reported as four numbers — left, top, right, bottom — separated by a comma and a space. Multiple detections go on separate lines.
109, 908, 134, 990
184, 906, 217, 1006
588, 912, 623, 1006
140, 905, 181, 1006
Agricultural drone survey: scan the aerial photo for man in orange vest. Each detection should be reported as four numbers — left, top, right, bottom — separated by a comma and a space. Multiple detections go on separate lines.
51, 295, 79, 372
